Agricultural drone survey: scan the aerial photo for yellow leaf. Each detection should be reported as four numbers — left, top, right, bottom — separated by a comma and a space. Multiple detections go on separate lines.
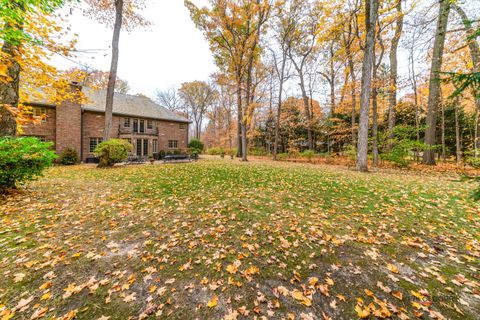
387, 263, 399, 274
207, 295, 218, 308
392, 291, 403, 300
355, 305, 370, 318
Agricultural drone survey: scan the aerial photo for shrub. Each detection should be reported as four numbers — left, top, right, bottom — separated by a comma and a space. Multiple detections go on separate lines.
0, 137, 57, 192
207, 147, 224, 155
94, 139, 132, 167
249, 147, 268, 156
466, 157, 480, 168
58, 147, 78, 165
276, 153, 289, 161
300, 150, 315, 162
188, 139, 204, 153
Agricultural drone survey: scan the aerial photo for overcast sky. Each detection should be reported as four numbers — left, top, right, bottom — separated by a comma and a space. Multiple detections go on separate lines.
52, 0, 216, 97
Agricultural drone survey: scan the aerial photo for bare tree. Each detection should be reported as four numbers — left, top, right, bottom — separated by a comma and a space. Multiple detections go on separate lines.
154, 86, 180, 111
179, 81, 216, 140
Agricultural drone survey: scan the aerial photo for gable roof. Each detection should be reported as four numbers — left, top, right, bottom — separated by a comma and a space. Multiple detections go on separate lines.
82, 88, 190, 123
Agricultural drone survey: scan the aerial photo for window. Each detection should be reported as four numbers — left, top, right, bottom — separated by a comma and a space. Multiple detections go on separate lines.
133, 119, 139, 132
136, 139, 148, 156
124, 118, 130, 127
152, 139, 158, 153
139, 120, 145, 133
168, 140, 178, 149
179, 123, 187, 130
147, 120, 153, 129
33, 107, 47, 123
89, 137, 102, 153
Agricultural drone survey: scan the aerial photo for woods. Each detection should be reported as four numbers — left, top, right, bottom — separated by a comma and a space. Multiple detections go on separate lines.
179, 0, 480, 170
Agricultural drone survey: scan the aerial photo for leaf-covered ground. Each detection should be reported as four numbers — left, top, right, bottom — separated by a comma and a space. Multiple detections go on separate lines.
0, 158, 479, 320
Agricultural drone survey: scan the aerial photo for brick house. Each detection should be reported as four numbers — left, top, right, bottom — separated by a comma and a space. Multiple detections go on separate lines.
22, 83, 190, 162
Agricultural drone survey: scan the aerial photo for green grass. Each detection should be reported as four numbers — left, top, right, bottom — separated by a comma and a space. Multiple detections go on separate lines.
0, 158, 479, 319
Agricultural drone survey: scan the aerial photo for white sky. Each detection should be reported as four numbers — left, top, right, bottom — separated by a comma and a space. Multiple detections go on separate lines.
52, 0, 216, 97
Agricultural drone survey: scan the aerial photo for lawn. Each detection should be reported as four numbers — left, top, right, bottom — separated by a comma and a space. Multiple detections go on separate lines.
0, 158, 479, 320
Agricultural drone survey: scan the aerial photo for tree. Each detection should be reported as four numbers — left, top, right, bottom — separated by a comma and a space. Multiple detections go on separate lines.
84, 0, 149, 141
423, 0, 450, 165
356, 0, 379, 172
270, 0, 295, 159
154, 86, 180, 111
83, 69, 130, 93
285, 0, 321, 150
386, 0, 403, 141
179, 81, 216, 139
0, 0, 67, 136
452, 4, 480, 157
185, 0, 270, 161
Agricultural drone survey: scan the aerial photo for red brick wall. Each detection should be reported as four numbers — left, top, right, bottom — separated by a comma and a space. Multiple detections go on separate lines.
82, 113, 189, 160
157, 120, 188, 150
21, 107, 56, 143
55, 85, 82, 157
81, 112, 121, 160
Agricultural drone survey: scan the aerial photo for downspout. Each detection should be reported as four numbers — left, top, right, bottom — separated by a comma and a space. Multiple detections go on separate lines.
80, 108, 84, 162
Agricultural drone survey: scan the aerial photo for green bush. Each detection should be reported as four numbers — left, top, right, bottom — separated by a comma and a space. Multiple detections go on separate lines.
58, 147, 78, 165
300, 150, 315, 162
249, 147, 268, 156
466, 157, 480, 168
207, 147, 224, 155
94, 139, 132, 167
276, 153, 289, 161
0, 137, 57, 192
188, 139, 204, 152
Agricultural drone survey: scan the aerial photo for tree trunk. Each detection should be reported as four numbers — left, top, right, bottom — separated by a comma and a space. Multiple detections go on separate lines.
273, 53, 287, 160
329, 42, 336, 115
455, 97, 461, 165
372, 81, 379, 166
241, 123, 247, 161
298, 71, 314, 150
0, 2, 23, 137
0, 41, 20, 137
452, 4, 480, 157
356, 0, 379, 172
387, 0, 403, 141
346, 51, 357, 146
104, 0, 124, 141
440, 100, 446, 161
423, 0, 450, 165
236, 75, 243, 158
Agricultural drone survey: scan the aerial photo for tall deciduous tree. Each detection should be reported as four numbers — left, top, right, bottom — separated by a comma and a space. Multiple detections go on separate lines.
84, 0, 149, 141
0, 0, 66, 136
286, 0, 321, 150
423, 0, 450, 165
356, 0, 379, 172
386, 0, 403, 141
179, 81, 216, 139
185, 0, 270, 161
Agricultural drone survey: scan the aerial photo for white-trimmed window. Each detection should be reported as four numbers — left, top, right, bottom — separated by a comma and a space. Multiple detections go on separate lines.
33, 107, 47, 123
147, 120, 153, 129
179, 123, 187, 130
168, 140, 178, 149
152, 139, 158, 153
89, 137, 103, 153
124, 118, 130, 127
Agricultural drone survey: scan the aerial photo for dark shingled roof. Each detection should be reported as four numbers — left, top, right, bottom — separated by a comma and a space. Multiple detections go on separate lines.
82, 88, 190, 123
